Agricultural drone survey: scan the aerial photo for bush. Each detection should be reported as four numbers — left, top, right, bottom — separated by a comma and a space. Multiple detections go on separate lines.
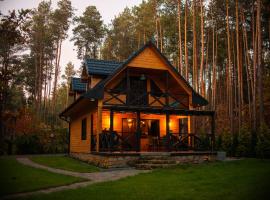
15, 128, 69, 154
16, 134, 43, 154
235, 125, 252, 157
256, 123, 270, 158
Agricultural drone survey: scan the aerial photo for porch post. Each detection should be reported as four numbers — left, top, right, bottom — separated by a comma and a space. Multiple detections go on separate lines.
136, 111, 141, 152
109, 109, 114, 132
96, 100, 103, 152
188, 116, 191, 147
166, 112, 170, 151
109, 109, 114, 152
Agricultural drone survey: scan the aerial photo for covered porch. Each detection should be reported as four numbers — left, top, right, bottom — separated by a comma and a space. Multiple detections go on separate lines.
92, 106, 215, 153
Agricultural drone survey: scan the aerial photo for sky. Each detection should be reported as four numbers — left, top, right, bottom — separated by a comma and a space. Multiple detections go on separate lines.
0, 0, 142, 80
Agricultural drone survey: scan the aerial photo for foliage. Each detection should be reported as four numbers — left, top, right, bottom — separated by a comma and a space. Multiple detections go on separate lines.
0, 157, 83, 196
71, 6, 105, 59
15, 134, 43, 154
256, 123, 270, 158
235, 125, 252, 157
14, 128, 69, 154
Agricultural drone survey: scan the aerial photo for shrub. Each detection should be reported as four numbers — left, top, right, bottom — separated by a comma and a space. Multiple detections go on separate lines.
16, 134, 43, 154
235, 125, 252, 157
256, 123, 270, 158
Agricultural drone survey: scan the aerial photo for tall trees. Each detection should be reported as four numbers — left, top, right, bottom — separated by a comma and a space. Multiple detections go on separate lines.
72, 6, 104, 59
61, 62, 76, 108
51, 0, 73, 116
0, 9, 30, 135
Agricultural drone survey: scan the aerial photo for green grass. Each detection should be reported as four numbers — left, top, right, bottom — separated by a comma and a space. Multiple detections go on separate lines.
21, 159, 270, 200
0, 157, 84, 197
30, 156, 100, 173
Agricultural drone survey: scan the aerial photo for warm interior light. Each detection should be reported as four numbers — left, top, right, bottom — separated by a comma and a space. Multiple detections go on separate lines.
127, 118, 133, 128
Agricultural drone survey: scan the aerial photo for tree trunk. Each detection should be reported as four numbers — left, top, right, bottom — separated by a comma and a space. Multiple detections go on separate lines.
226, 0, 233, 134
177, 0, 183, 74
192, 0, 197, 91
199, 0, 204, 96
235, 0, 242, 131
184, 0, 189, 81
257, 0, 263, 125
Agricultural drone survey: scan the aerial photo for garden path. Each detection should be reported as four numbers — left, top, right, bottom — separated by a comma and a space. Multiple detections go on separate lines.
2, 157, 149, 200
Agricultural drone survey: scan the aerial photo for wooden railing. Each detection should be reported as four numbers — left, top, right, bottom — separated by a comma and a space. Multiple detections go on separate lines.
96, 131, 214, 152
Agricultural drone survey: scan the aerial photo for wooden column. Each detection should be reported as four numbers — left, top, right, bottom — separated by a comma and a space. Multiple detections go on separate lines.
110, 109, 114, 132
96, 100, 103, 152
166, 112, 170, 151
136, 111, 141, 152
188, 116, 191, 147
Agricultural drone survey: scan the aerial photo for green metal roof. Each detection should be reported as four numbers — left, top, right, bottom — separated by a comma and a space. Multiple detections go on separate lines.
71, 77, 87, 92
85, 58, 122, 76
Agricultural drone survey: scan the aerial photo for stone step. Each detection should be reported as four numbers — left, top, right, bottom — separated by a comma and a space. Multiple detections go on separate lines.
139, 156, 172, 160
135, 163, 177, 170
135, 159, 176, 164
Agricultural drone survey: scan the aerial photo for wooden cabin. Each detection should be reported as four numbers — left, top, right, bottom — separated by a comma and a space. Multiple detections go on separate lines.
60, 41, 215, 154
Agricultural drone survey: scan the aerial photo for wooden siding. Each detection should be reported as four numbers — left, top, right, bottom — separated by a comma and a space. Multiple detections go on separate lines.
91, 76, 103, 88
70, 107, 97, 153
128, 47, 168, 70
70, 112, 91, 153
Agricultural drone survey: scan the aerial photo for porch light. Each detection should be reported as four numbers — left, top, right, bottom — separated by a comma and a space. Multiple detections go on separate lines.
140, 74, 146, 81
127, 118, 133, 128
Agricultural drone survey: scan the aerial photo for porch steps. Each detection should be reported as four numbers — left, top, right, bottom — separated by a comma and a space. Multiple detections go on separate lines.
131, 155, 177, 170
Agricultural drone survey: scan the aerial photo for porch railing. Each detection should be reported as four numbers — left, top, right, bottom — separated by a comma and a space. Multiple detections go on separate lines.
95, 131, 214, 152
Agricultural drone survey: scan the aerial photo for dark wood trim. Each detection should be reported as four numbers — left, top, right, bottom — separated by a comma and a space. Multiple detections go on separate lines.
165, 71, 169, 106
104, 105, 214, 116
126, 68, 130, 105
103, 91, 126, 105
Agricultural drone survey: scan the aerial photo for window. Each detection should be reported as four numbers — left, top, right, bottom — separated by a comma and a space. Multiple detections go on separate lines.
81, 118, 87, 140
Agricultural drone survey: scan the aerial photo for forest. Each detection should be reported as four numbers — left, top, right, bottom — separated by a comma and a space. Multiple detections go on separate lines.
0, 0, 269, 156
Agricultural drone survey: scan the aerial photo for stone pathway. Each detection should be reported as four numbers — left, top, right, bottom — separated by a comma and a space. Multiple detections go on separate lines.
2, 157, 149, 200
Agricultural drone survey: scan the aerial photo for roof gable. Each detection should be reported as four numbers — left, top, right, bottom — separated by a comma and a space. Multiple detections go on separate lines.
128, 46, 168, 69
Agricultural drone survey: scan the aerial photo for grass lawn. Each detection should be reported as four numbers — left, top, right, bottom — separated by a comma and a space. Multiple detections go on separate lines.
0, 157, 84, 197
30, 155, 100, 173
21, 159, 270, 200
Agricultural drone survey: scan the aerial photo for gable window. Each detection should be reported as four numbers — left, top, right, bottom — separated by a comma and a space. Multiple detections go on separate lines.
81, 118, 87, 140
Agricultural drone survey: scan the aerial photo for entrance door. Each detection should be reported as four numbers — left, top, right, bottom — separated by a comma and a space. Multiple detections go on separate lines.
129, 77, 147, 106
122, 118, 136, 150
